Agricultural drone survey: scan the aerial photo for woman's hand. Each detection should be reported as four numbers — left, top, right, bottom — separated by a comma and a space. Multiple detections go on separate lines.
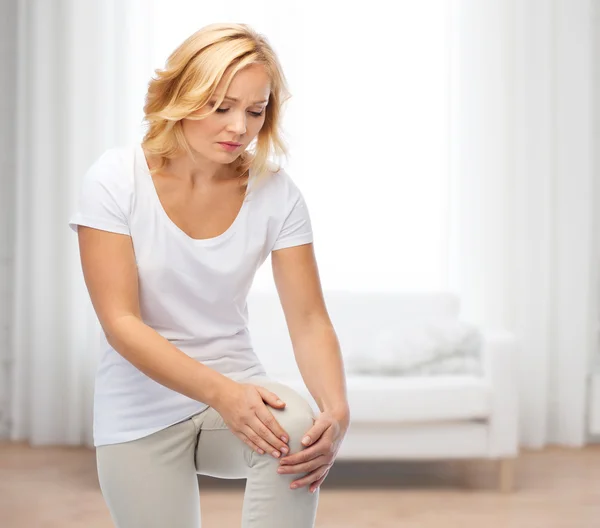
276, 409, 349, 493
213, 381, 291, 459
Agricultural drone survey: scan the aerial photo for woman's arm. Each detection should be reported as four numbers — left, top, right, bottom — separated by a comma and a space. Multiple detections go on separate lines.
77, 225, 232, 408
271, 243, 350, 424
271, 242, 350, 492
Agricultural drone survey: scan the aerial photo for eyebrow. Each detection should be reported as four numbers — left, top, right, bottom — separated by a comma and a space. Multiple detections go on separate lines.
221, 96, 268, 104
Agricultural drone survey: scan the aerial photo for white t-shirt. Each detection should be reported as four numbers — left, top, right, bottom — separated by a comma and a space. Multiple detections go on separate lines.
68, 144, 313, 447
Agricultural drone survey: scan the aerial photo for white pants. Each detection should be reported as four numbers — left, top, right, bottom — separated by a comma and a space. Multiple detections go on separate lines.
95, 378, 320, 527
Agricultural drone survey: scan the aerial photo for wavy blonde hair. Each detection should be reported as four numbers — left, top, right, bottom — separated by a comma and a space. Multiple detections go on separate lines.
141, 23, 291, 188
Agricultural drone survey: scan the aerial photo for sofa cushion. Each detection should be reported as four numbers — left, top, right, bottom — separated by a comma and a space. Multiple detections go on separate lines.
274, 374, 491, 423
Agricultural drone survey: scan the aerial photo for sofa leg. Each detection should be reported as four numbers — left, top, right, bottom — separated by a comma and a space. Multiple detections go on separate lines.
498, 458, 516, 493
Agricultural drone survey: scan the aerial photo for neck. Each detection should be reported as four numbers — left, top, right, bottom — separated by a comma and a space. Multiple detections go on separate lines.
144, 146, 241, 187
165, 154, 235, 186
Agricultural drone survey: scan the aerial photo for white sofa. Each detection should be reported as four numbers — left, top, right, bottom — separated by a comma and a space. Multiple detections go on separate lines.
246, 290, 520, 492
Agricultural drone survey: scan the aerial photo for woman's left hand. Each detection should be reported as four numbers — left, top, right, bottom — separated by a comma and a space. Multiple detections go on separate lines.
277, 410, 349, 493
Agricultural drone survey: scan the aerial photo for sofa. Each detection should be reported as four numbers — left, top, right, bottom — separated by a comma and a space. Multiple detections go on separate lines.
246, 290, 520, 492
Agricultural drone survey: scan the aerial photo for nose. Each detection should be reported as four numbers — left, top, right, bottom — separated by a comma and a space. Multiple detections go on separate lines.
227, 110, 247, 136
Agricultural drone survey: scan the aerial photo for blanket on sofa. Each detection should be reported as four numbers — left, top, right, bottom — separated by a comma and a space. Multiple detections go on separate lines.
344, 319, 483, 376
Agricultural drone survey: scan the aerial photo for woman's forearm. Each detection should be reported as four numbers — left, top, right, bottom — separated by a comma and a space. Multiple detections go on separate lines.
292, 320, 350, 423
104, 315, 233, 408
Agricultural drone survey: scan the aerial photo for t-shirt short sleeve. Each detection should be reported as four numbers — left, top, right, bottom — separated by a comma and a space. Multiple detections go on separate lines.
271, 172, 314, 252
68, 148, 132, 236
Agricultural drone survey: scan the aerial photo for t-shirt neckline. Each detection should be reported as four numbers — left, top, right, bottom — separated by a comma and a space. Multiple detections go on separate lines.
136, 144, 251, 247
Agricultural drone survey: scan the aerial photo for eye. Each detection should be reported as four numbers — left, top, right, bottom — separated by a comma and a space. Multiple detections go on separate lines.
214, 107, 264, 117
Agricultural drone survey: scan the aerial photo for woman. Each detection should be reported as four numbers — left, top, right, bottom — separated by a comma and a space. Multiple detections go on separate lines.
68, 22, 350, 528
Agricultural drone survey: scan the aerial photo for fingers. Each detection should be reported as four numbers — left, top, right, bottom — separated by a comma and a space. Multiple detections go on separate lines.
279, 443, 322, 466
243, 424, 288, 459
299, 418, 329, 447
241, 425, 276, 457
290, 465, 331, 490
309, 470, 330, 493
255, 406, 290, 448
280, 445, 334, 473
280, 423, 333, 466
228, 386, 289, 457
252, 416, 290, 457
252, 387, 290, 447
277, 454, 329, 475
236, 432, 266, 456
255, 386, 287, 410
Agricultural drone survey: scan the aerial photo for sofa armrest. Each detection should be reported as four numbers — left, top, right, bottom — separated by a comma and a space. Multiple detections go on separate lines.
481, 329, 520, 457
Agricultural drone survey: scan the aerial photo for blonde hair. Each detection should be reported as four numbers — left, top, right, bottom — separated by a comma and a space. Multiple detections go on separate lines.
141, 23, 291, 188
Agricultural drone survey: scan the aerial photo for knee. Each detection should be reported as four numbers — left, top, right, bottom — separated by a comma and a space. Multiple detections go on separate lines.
262, 384, 316, 456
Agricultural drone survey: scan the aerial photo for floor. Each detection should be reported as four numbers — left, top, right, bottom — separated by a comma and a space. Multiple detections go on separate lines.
0, 442, 598, 527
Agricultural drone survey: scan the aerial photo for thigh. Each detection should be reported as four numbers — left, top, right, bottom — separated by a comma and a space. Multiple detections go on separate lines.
96, 418, 200, 528
192, 378, 317, 479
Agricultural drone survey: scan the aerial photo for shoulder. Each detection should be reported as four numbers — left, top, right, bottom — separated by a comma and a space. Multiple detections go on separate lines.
252, 166, 302, 202
88, 145, 132, 172
82, 145, 135, 194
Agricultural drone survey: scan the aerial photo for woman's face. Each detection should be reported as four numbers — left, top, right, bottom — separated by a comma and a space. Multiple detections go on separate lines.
182, 63, 271, 164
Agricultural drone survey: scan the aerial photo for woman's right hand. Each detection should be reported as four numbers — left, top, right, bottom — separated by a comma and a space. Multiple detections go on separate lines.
214, 381, 290, 459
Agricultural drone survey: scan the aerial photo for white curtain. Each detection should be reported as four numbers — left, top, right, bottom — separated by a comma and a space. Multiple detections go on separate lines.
8, 0, 153, 446
0, 0, 18, 440
449, 0, 596, 447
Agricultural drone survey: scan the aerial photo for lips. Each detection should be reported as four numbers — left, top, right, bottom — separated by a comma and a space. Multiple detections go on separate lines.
220, 142, 242, 147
